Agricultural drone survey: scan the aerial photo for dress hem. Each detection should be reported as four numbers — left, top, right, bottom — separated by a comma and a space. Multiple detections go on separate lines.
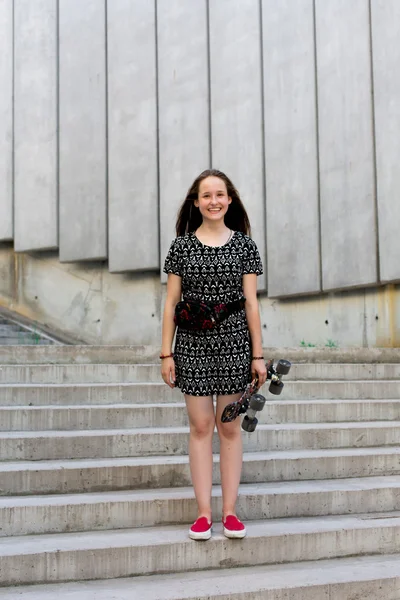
175, 384, 248, 397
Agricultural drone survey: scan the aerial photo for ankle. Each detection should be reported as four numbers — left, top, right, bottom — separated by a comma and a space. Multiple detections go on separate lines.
198, 512, 212, 522
222, 510, 236, 521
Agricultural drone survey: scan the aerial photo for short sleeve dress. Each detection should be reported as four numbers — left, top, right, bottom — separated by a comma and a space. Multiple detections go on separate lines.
163, 231, 263, 396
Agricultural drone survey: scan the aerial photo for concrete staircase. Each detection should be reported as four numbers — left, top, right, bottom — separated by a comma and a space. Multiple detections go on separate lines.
1, 346, 400, 599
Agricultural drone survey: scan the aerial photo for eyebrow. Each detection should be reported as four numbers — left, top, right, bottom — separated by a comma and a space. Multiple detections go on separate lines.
201, 189, 226, 194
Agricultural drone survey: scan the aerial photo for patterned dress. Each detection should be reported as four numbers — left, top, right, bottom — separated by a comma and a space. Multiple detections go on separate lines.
163, 231, 263, 396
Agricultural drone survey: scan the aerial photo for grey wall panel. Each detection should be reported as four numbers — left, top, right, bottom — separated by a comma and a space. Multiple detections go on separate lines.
371, 0, 400, 283
0, 0, 13, 241
157, 0, 210, 281
316, 0, 377, 291
59, 0, 107, 262
209, 0, 266, 289
14, 0, 58, 252
108, 0, 158, 273
262, 0, 320, 297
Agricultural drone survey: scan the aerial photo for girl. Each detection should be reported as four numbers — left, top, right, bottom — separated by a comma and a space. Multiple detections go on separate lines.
161, 169, 266, 541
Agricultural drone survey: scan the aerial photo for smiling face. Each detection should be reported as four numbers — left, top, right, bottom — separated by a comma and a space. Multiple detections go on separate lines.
194, 176, 232, 224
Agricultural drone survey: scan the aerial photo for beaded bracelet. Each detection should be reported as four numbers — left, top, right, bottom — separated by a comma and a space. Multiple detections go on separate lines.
251, 356, 264, 360
160, 353, 174, 359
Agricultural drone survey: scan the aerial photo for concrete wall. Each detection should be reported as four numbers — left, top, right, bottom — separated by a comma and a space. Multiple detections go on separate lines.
158, 0, 210, 283
0, 244, 399, 347
14, 0, 58, 252
0, 0, 13, 242
107, 0, 158, 273
0, 0, 400, 346
371, 0, 400, 284
316, 0, 377, 292
58, 0, 107, 262
262, 0, 320, 297
210, 0, 266, 290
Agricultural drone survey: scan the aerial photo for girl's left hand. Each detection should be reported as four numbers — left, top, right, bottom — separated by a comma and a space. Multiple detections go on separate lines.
251, 359, 267, 387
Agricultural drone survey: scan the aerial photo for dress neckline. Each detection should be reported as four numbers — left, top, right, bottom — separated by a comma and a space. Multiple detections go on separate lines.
192, 230, 236, 248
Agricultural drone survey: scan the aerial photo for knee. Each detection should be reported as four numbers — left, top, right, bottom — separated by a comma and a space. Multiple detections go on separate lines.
189, 417, 215, 439
217, 420, 241, 441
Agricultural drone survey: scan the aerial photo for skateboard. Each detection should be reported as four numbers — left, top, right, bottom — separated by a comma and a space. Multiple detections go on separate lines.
221, 358, 292, 432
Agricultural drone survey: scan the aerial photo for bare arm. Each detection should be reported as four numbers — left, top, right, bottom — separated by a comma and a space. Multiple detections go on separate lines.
243, 273, 267, 385
161, 274, 182, 388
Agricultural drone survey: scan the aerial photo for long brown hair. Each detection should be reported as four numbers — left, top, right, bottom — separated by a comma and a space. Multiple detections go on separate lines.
176, 169, 251, 237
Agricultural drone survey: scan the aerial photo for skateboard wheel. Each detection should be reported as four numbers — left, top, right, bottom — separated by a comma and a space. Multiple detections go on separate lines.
242, 415, 258, 432
276, 359, 291, 375
249, 393, 266, 411
269, 381, 284, 395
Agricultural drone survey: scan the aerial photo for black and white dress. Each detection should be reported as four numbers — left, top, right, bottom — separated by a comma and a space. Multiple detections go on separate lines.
163, 231, 263, 396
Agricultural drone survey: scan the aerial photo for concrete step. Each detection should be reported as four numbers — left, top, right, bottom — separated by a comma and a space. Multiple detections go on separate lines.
0, 403, 188, 430
1, 362, 400, 384
1, 380, 400, 406
2, 476, 400, 537
2, 421, 400, 460
263, 398, 400, 423
2, 399, 400, 431
2, 345, 400, 365
2, 554, 400, 599
2, 447, 400, 495
0, 421, 400, 460
1, 512, 400, 585
0, 382, 178, 405
0, 363, 161, 384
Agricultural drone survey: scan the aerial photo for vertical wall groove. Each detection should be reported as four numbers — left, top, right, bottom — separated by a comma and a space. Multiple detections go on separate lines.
368, 0, 381, 284
206, 0, 212, 168
56, 0, 60, 246
259, 0, 268, 290
104, 0, 109, 259
11, 0, 15, 237
313, 0, 323, 292
155, 0, 161, 255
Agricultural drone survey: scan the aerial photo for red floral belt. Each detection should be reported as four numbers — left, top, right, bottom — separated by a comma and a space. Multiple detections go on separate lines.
174, 297, 246, 331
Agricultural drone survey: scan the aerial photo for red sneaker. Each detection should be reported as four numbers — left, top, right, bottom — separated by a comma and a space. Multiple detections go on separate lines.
189, 516, 212, 540
223, 515, 246, 539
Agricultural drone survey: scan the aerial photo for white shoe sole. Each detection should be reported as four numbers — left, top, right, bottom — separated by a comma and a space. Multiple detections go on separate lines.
223, 526, 246, 539
189, 527, 212, 541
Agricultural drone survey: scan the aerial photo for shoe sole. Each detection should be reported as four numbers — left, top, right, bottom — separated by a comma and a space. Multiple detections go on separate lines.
189, 528, 212, 541
223, 526, 246, 539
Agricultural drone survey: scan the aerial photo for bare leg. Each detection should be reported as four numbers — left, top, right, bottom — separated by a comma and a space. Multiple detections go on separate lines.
216, 392, 243, 519
185, 394, 215, 520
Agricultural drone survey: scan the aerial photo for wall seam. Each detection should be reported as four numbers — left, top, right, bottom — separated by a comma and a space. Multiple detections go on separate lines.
206, 0, 212, 168
368, 0, 381, 284
155, 0, 161, 266
258, 0, 268, 294
104, 0, 109, 262
313, 0, 323, 293
56, 0, 60, 248
11, 0, 15, 239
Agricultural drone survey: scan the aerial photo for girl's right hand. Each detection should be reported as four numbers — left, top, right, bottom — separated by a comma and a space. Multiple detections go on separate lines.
161, 357, 176, 389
